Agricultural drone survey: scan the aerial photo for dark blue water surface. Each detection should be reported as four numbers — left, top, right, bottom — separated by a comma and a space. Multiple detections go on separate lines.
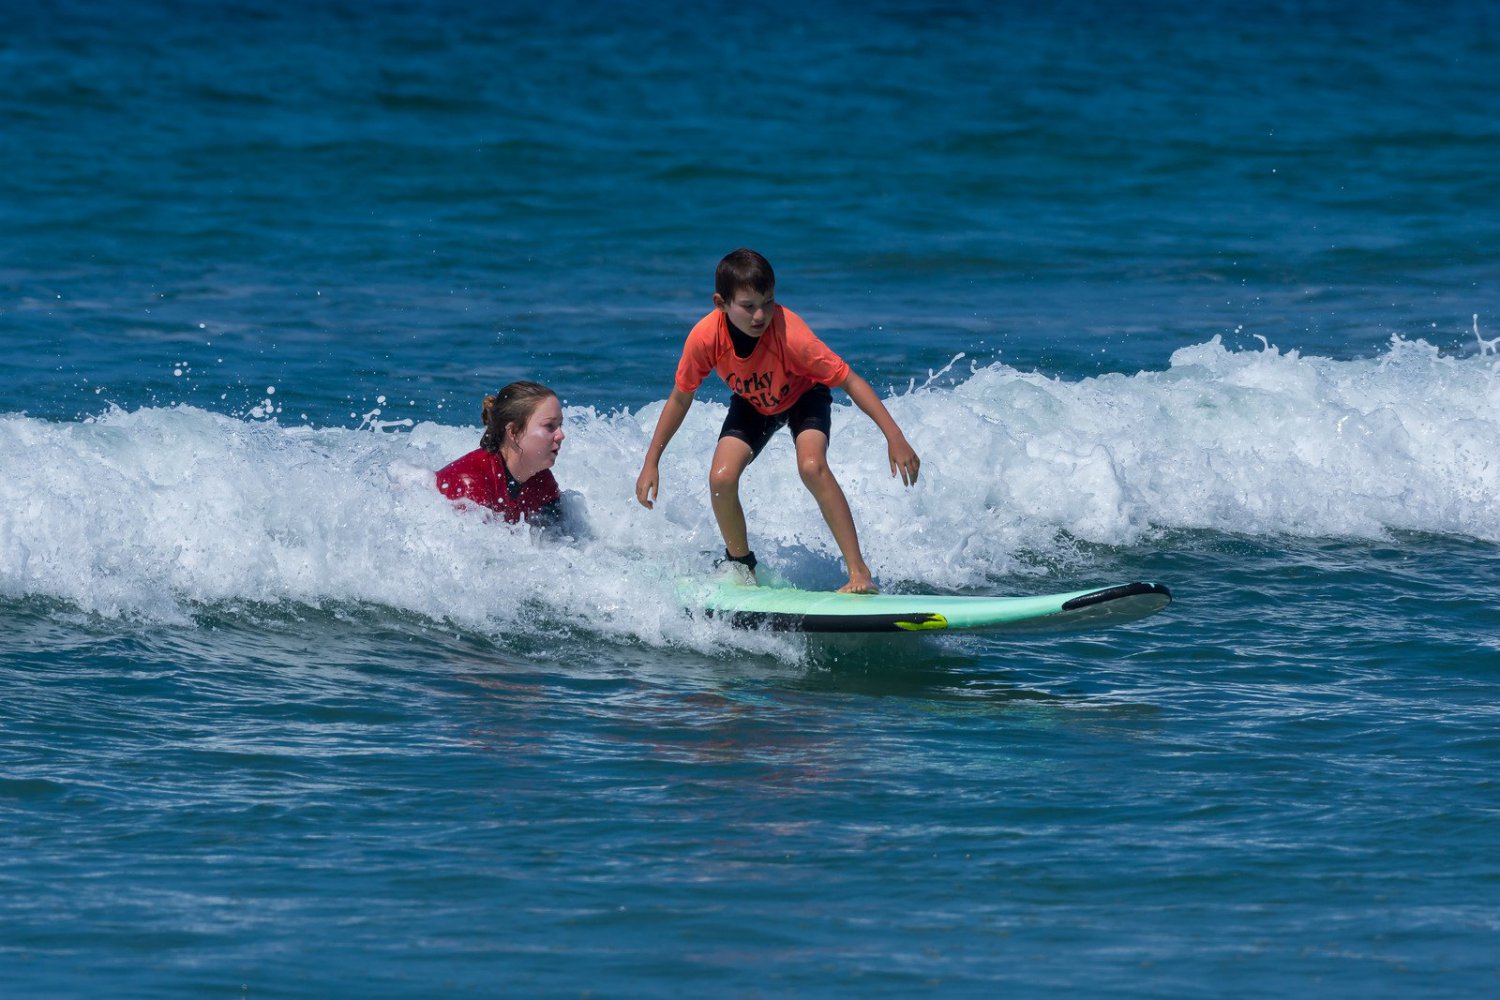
3, 1, 1498, 996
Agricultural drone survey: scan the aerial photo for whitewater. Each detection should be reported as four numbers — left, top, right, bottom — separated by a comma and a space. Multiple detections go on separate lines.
4, 336, 1494, 649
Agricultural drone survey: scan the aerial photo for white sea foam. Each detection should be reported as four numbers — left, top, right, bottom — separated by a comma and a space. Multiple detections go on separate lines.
1, 337, 1495, 638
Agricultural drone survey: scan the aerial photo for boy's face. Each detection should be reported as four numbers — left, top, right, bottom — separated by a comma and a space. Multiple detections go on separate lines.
715, 285, 776, 337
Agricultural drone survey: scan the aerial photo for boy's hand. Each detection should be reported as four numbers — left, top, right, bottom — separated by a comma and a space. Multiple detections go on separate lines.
635, 464, 659, 509
635, 389, 693, 510
889, 437, 920, 486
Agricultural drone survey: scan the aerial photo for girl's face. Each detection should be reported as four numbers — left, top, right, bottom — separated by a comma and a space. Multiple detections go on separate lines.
508, 395, 565, 475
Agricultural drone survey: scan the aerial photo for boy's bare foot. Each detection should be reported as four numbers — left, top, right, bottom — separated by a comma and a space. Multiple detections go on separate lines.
837, 572, 878, 595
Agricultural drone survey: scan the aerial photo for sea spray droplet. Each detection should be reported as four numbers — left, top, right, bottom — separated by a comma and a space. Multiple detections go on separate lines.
1474, 315, 1497, 357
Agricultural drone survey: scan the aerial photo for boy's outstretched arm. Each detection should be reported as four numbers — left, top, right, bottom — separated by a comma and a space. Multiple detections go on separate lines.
635, 388, 695, 508
838, 372, 921, 486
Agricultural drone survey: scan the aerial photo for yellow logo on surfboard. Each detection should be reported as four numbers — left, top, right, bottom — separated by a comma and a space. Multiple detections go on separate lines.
895, 613, 948, 631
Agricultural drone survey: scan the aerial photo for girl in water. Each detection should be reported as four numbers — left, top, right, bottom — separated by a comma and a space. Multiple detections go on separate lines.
436, 380, 566, 529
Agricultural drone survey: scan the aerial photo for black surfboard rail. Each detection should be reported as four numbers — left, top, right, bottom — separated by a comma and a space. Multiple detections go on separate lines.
705, 581, 1173, 635
1061, 581, 1173, 611
709, 610, 948, 633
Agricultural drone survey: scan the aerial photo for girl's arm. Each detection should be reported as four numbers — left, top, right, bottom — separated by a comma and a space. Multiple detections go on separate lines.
839, 372, 920, 486
635, 388, 695, 508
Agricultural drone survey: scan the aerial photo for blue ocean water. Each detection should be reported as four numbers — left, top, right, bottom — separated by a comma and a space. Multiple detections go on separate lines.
3, 0, 1499, 996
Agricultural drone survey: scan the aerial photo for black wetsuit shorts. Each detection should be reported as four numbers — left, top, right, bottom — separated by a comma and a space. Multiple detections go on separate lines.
718, 384, 833, 459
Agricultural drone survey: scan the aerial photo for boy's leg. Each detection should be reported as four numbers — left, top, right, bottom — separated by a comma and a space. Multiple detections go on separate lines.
793, 430, 876, 594
708, 435, 756, 559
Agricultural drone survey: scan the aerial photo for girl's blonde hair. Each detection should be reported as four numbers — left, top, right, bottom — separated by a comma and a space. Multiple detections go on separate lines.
480, 380, 557, 454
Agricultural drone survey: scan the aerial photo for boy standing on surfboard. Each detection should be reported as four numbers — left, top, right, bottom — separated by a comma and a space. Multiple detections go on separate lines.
634, 249, 920, 594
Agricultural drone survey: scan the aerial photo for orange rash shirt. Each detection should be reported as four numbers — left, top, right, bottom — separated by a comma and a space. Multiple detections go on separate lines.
673, 305, 851, 415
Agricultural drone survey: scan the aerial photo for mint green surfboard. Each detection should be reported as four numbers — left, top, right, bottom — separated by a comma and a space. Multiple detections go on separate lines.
693, 580, 1172, 634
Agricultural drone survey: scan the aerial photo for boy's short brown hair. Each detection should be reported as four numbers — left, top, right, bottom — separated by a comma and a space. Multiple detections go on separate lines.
715, 248, 775, 301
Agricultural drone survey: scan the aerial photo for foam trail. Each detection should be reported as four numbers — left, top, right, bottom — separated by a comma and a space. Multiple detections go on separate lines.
0, 336, 1495, 637
0, 406, 783, 656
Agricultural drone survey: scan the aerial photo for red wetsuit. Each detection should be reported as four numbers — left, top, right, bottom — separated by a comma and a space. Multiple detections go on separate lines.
435, 449, 560, 525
